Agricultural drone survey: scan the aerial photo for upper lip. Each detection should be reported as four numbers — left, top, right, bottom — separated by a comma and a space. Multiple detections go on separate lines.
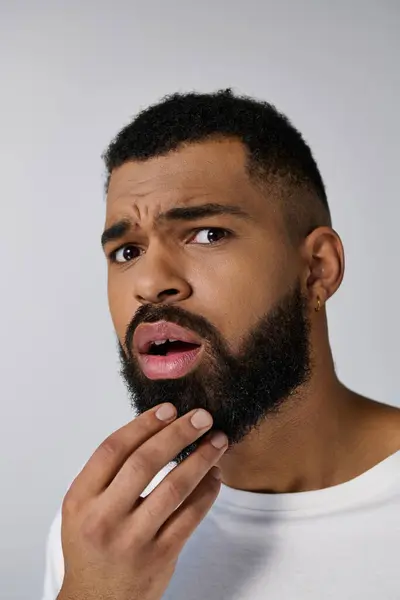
133, 321, 203, 354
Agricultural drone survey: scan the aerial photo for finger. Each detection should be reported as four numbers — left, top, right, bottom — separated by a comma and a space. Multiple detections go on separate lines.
98, 408, 217, 518
154, 467, 222, 556
130, 431, 228, 539
64, 403, 177, 506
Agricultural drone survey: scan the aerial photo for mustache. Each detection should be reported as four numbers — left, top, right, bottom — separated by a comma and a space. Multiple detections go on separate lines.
124, 304, 222, 360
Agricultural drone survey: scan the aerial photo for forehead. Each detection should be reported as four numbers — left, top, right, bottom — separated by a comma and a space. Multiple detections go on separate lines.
105, 138, 267, 220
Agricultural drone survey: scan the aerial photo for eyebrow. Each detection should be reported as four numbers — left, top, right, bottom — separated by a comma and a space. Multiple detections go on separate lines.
101, 203, 253, 248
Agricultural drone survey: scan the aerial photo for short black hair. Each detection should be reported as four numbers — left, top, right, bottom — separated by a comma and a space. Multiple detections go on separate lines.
103, 89, 331, 240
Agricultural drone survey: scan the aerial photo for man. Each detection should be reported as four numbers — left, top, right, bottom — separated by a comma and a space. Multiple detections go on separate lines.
42, 89, 400, 600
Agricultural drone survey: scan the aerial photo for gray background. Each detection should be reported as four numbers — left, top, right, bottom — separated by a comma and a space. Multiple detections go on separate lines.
1, 1, 399, 598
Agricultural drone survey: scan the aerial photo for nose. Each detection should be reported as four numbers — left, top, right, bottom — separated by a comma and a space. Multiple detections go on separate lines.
133, 244, 192, 305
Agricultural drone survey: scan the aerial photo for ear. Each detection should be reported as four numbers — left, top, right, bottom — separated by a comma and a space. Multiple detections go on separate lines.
301, 227, 345, 309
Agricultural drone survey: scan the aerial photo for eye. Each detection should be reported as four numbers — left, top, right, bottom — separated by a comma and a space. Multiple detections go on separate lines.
110, 244, 141, 264
190, 228, 229, 244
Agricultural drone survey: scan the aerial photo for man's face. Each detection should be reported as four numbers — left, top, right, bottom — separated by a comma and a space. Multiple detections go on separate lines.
103, 139, 312, 465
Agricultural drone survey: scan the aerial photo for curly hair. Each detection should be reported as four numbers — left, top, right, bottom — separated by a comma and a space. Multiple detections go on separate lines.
103, 89, 331, 241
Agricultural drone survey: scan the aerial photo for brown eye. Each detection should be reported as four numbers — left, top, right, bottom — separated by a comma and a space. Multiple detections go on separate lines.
191, 228, 229, 244
112, 245, 141, 263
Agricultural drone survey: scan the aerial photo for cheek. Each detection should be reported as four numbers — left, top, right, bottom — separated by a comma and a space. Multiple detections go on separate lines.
107, 277, 138, 343
192, 246, 291, 350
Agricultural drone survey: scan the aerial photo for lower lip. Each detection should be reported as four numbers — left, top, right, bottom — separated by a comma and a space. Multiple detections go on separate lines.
137, 347, 203, 380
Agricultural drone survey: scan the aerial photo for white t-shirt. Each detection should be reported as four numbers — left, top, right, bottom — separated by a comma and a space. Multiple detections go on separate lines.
42, 450, 400, 600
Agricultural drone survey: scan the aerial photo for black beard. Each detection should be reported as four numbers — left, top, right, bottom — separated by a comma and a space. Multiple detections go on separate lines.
117, 281, 312, 466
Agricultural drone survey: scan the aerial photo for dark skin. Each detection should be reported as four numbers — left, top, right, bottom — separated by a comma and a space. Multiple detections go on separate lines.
103, 138, 400, 494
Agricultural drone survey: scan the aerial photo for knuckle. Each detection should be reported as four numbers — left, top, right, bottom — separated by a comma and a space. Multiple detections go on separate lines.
174, 423, 197, 448
157, 529, 182, 557
118, 526, 143, 554
126, 450, 156, 478
80, 512, 110, 546
162, 477, 185, 507
99, 434, 124, 459
194, 445, 215, 469
142, 500, 163, 522
62, 490, 79, 516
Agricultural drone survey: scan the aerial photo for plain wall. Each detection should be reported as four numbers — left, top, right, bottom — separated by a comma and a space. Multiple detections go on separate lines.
0, 1, 399, 598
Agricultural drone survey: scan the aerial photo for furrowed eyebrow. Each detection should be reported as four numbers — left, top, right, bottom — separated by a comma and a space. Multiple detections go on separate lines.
101, 218, 131, 248
157, 203, 253, 223
101, 203, 252, 248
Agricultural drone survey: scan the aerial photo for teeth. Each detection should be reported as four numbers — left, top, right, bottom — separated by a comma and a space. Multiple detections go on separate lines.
152, 338, 180, 347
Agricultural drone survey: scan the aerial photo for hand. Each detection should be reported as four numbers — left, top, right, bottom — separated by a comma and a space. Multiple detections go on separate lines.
57, 403, 228, 600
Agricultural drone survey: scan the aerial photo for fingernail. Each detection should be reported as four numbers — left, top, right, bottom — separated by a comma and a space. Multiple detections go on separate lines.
155, 403, 176, 421
210, 432, 228, 449
191, 409, 213, 429
211, 467, 222, 480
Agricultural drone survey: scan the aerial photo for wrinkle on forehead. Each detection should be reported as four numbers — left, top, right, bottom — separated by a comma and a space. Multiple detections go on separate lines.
104, 139, 283, 234
109, 170, 245, 207
107, 138, 249, 202
128, 191, 216, 230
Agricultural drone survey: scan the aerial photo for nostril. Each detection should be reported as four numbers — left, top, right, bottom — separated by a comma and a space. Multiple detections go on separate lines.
160, 289, 179, 298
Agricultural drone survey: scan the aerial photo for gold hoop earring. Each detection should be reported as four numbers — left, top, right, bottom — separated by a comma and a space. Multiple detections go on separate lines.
315, 297, 322, 312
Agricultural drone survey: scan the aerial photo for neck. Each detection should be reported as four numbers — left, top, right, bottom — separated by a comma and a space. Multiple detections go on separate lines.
217, 351, 400, 494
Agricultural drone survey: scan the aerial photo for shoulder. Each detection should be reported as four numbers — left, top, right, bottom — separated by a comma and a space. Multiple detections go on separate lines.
357, 397, 400, 461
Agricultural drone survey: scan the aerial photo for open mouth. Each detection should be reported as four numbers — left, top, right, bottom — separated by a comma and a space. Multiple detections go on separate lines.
133, 320, 205, 380
147, 339, 201, 356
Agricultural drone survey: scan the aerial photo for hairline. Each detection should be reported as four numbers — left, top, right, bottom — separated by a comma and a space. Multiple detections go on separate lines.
104, 134, 332, 242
